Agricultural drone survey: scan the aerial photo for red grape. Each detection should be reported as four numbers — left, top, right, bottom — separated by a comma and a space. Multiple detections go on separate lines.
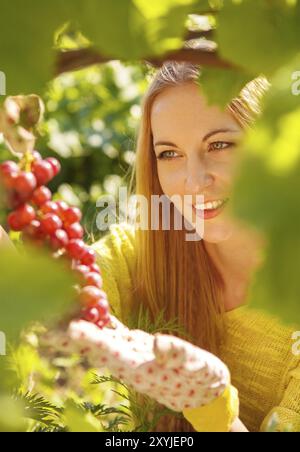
46, 158, 61, 176
74, 264, 90, 276
14, 172, 37, 197
1, 152, 111, 330
8, 204, 36, 231
41, 201, 60, 215
82, 307, 100, 323
50, 229, 69, 251
8, 212, 22, 231
84, 272, 103, 289
73, 264, 90, 284
32, 160, 54, 186
89, 263, 101, 274
79, 286, 107, 308
23, 220, 44, 239
1, 170, 18, 190
55, 201, 69, 212
94, 297, 109, 317
55, 201, 68, 217
81, 248, 96, 266
6, 191, 24, 209
18, 204, 36, 225
63, 207, 82, 226
65, 222, 84, 240
0, 161, 19, 175
66, 239, 86, 260
41, 213, 62, 235
32, 186, 52, 207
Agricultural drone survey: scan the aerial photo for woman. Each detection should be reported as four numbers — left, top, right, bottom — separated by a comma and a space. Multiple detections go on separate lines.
91, 61, 300, 432
1, 61, 300, 432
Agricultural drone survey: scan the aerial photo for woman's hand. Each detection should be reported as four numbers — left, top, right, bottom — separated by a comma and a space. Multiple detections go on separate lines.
41, 316, 230, 413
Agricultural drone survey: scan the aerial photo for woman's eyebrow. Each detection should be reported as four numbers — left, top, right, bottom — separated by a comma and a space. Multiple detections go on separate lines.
154, 129, 241, 148
202, 128, 241, 142
154, 140, 177, 147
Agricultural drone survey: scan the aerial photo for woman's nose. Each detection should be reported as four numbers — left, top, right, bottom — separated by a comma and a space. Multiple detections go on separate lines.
184, 160, 214, 194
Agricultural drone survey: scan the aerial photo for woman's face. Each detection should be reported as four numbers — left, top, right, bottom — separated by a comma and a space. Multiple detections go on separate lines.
151, 82, 244, 243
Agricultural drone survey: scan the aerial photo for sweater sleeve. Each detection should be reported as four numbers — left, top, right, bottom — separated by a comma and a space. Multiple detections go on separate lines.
260, 355, 300, 432
90, 222, 136, 324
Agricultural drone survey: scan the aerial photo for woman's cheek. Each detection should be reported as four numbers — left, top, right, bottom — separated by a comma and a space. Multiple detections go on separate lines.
157, 165, 185, 198
212, 154, 238, 188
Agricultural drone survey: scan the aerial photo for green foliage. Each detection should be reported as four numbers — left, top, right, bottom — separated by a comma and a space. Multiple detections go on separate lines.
21, 393, 63, 430
41, 62, 147, 242
0, 0, 201, 94
0, 61, 147, 240
0, 0, 70, 94
63, 400, 102, 432
0, 396, 27, 432
0, 247, 76, 341
91, 374, 181, 432
42, 62, 147, 185
126, 302, 189, 337
0, 245, 76, 398
0, 307, 181, 432
66, 0, 200, 60
12, 390, 130, 432
216, 0, 300, 76
228, 56, 300, 325
200, 67, 254, 108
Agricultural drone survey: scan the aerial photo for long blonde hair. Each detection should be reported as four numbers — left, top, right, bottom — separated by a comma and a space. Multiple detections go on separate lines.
129, 61, 269, 431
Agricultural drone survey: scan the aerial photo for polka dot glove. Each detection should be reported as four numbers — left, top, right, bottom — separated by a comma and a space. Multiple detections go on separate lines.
41, 315, 231, 414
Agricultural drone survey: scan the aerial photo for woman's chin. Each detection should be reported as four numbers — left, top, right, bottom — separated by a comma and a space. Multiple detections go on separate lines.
197, 222, 234, 244
180, 211, 235, 243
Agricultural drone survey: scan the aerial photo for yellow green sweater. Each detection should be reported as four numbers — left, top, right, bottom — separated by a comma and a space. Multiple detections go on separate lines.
91, 222, 300, 432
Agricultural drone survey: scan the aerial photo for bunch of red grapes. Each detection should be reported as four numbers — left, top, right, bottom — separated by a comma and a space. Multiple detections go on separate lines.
0, 152, 111, 329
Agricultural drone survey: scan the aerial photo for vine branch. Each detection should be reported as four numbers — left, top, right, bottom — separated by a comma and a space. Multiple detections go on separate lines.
55, 30, 234, 75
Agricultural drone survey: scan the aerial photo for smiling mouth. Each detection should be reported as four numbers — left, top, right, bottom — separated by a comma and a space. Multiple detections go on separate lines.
192, 198, 229, 220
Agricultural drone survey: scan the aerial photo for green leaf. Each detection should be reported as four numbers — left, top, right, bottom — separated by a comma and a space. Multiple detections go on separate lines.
228, 57, 300, 324
0, 396, 27, 432
0, 0, 201, 93
63, 400, 102, 432
199, 67, 254, 108
21, 392, 62, 429
216, 0, 300, 76
0, 247, 76, 341
250, 231, 300, 325
255, 55, 300, 137
66, 0, 200, 59
230, 145, 300, 324
0, 0, 70, 94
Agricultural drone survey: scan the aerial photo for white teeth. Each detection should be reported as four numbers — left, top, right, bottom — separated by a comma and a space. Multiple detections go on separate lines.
194, 199, 226, 211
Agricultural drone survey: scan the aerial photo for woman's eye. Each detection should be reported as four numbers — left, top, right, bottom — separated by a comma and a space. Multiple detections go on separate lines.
157, 150, 178, 160
208, 141, 233, 152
